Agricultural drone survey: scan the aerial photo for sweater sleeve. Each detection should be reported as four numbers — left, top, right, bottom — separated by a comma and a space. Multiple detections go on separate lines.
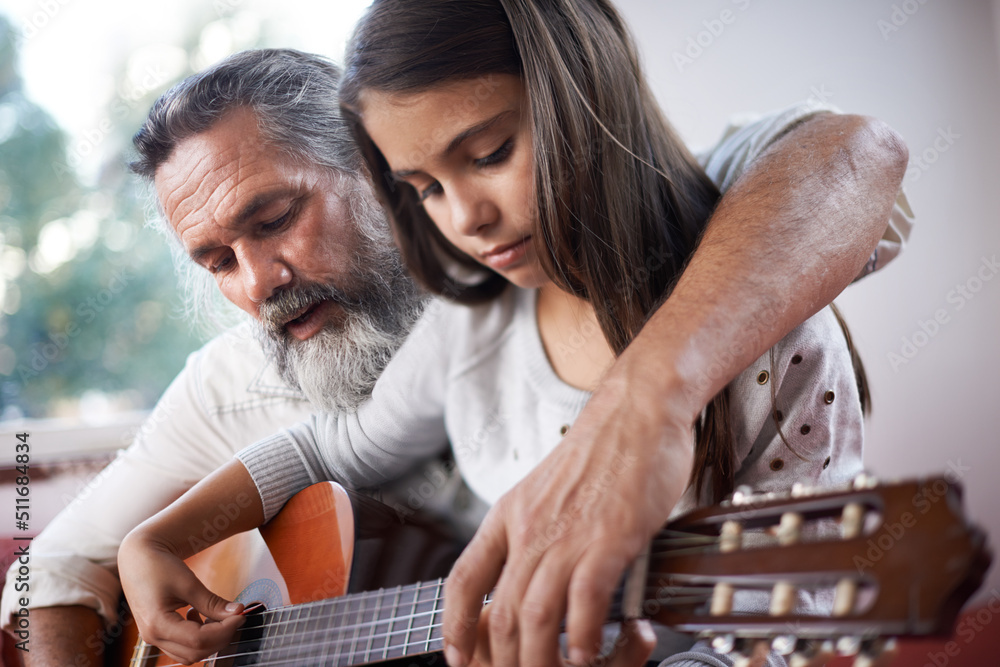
237, 302, 453, 521
657, 641, 788, 667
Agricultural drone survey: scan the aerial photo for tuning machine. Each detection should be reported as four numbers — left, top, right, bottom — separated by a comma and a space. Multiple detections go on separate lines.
787, 639, 835, 667
852, 638, 898, 667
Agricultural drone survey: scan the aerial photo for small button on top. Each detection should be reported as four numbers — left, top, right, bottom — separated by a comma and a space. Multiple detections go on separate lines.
800, 424, 811, 435
824, 390, 835, 404
559, 424, 570, 436
757, 370, 769, 385
791, 354, 803, 364
770, 458, 785, 471
823, 456, 831, 469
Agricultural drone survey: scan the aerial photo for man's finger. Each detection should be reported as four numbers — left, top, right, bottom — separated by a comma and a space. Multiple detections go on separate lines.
605, 619, 656, 666
443, 511, 509, 667
516, 549, 575, 667
564, 549, 630, 665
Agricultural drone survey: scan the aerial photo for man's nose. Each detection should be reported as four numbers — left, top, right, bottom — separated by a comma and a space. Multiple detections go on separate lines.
450, 186, 499, 237
239, 246, 293, 304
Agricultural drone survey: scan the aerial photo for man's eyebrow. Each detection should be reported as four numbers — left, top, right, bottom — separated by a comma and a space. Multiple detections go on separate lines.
188, 189, 291, 264
391, 110, 515, 180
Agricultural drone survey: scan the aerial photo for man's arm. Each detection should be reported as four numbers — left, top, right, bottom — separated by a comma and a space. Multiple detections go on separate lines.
0, 332, 312, 656
17, 607, 104, 667
441, 114, 908, 667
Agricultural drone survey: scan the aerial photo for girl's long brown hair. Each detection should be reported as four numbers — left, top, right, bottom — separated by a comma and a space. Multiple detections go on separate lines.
341, 0, 866, 502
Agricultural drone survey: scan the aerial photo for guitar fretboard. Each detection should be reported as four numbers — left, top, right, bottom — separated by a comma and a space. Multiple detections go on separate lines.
231, 579, 448, 666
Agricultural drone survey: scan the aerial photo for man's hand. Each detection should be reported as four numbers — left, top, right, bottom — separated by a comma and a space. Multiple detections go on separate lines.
465, 606, 658, 667
441, 113, 907, 667
443, 373, 695, 667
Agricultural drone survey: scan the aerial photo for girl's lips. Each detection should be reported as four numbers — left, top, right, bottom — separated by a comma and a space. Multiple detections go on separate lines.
284, 299, 338, 341
481, 236, 531, 271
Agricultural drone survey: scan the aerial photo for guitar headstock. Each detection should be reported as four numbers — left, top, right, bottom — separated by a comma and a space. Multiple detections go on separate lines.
643, 475, 992, 666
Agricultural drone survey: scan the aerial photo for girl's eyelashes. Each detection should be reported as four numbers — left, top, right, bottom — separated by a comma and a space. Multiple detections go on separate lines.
415, 138, 514, 201
419, 181, 443, 202
475, 138, 514, 167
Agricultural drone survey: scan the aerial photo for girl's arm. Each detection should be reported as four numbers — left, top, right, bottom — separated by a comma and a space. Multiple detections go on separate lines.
118, 459, 263, 665
442, 113, 908, 667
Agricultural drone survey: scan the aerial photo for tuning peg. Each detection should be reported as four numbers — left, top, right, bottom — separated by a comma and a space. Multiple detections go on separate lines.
852, 472, 878, 489
731, 485, 754, 505
852, 638, 898, 667
788, 640, 836, 667
733, 639, 773, 667
710, 633, 736, 654
771, 634, 797, 655
836, 635, 862, 655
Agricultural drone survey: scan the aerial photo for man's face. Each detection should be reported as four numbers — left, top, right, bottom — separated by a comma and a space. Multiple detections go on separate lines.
156, 108, 367, 334
155, 109, 422, 410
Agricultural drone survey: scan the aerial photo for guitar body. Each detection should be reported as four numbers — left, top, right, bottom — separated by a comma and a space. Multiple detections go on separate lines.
121, 483, 462, 667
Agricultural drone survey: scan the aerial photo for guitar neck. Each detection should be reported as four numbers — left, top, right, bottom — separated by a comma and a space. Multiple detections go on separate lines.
242, 579, 449, 664
130, 476, 988, 667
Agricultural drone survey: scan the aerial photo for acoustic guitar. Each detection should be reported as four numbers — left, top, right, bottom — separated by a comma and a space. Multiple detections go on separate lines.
120, 475, 990, 667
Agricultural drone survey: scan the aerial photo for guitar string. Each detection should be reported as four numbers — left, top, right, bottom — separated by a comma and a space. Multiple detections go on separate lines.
143, 600, 723, 667
138, 531, 742, 665
139, 586, 718, 666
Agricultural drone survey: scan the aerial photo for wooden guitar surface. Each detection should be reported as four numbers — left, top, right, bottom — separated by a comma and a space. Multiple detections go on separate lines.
120, 482, 459, 666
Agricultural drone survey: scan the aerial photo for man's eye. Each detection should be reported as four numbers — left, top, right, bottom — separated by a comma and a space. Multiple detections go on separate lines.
261, 210, 292, 233
210, 255, 235, 274
419, 182, 443, 202
475, 139, 513, 168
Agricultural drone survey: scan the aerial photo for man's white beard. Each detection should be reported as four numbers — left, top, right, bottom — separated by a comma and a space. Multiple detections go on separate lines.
274, 307, 407, 412
252, 236, 425, 413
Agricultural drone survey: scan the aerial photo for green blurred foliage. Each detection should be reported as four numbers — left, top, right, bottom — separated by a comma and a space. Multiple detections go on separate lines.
0, 12, 252, 419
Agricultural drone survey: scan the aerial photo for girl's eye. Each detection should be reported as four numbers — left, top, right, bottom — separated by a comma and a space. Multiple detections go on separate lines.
475, 139, 513, 167
419, 182, 443, 202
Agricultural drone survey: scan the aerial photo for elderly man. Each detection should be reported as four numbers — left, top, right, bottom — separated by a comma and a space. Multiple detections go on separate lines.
2, 48, 909, 666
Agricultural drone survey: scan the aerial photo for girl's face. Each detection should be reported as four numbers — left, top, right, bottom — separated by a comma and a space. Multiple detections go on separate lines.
360, 74, 550, 290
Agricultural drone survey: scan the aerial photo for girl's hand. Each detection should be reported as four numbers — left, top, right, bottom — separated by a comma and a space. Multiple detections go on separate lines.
119, 528, 246, 664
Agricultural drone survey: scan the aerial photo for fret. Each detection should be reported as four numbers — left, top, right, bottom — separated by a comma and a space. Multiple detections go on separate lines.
411, 581, 437, 655
401, 584, 420, 656
346, 591, 366, 665
277, 607, 294, 661
337, 592, 364, 667
331, 596, 352, 667
383, 585, 403, 660
425, 579, 441, 653
291, 602, 306, 662
316, 600, 334, 666
304, 601, 324, 660
364, 589, 382, 663
260, 607, 287, 662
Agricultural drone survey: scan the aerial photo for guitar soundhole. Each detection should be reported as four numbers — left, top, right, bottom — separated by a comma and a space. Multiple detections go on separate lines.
212, 602, 266, 667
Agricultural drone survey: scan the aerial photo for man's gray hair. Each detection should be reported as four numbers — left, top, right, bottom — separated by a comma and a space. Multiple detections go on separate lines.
130, 48, 371, 332
131, 48, 361, 181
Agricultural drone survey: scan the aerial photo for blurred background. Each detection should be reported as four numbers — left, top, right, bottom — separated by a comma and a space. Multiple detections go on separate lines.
0, 0, 996, 603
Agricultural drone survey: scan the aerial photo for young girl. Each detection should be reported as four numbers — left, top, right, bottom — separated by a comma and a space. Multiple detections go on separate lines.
120, 1, 895, 665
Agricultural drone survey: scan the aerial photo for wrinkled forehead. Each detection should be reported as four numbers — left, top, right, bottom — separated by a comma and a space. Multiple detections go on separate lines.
152, 113, 296, 235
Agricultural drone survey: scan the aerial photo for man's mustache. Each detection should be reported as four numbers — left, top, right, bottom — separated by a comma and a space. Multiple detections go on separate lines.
256, 283, 362, 336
